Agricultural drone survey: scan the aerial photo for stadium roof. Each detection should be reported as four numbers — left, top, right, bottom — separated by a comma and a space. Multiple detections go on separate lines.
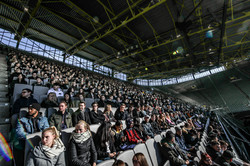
0, 0, 249, 79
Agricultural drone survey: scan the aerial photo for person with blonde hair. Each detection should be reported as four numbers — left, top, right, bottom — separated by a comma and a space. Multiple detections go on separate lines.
26, 126, 66, 166
132, 153, 149, 166
69, 120, 97, 166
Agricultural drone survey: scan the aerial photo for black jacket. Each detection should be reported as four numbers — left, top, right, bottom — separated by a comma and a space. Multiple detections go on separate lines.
72, 108, 91, 126
94, 137, 116, 159
206, 146, 222, 161
161, 141, 189, 166
89, 110, 105, 124
114, 109, 128, 120
12, 95, 38, 114
69, 137, 97, 166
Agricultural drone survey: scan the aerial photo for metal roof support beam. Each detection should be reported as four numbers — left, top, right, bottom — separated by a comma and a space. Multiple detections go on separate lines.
218, 0, 229, 65
62, 0, 135, 64
16, 0, 42, 41
0, 14, 121, 68
65, 0, 145, 53
70, 0, 167, 55
105, 12, 249, 65
122, 36, 249, 73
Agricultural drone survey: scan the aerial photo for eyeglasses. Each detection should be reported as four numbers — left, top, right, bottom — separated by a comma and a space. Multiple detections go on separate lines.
22, 91, 28, 93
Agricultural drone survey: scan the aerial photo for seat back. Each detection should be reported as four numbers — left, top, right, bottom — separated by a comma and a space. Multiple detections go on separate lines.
96, 159, 115, 166
33, 86, 49, 95
133, 143, 153, 166
145, 138, 164, 166
154, 134, 162, 143
85, 98, 94, 108
161, 131, 166, 138
24, 132, 42, 165
116, 149, 135, 166
90, 124, 100, 134
39, 95, 47, 104
46, 107, 57, 118
29, 79, 36, 85
19, 107, 28, 118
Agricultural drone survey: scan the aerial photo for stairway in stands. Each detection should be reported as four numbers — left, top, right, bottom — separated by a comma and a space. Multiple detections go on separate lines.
0, 53, 11, 166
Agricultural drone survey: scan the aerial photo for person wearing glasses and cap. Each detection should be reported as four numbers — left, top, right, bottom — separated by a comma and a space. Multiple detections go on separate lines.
16, 103, 49, 143
12, 88, 38, 115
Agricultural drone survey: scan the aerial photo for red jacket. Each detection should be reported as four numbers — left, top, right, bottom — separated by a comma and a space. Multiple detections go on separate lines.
125, 128, 143, 144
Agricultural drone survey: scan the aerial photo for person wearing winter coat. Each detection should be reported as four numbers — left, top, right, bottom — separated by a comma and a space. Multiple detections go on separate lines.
93, 122, 117, 163
161, 131, 190, 166
69, 120, 97, 166
49, 101, 73, 131
26, 127, 66, 166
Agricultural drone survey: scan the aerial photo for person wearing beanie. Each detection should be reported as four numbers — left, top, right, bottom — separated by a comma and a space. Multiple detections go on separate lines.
16, 103, 49, 141
15, 103, 49, 166
161, 131, 190, 166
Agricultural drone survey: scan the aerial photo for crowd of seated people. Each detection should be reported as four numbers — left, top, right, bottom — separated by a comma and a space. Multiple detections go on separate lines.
5, 50, 249, 166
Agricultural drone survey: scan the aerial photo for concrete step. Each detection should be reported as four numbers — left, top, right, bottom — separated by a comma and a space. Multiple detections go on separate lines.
0, 84, 8, 91
0, 98, 9, 102
0, 91, 8, 96
0, 105, 10, 118
0, 123, 11, 141
0, 79, 8, 84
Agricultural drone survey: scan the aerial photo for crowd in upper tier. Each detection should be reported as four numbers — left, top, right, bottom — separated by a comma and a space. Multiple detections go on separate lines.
5, 50, 248, 166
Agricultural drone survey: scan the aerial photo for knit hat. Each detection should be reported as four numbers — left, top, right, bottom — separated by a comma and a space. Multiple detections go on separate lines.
29, 103, 41, 112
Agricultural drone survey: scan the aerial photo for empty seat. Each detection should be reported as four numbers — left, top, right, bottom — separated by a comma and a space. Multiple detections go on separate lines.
96, 159, 115, 166
24, 132, 42, 165
85, 98, 94, 108
33, 86, 49, 95
116, 149, 135, 166
133, 143, 153, 166
145, 138, 165, 166
154, 134, 162, 143
90, 124, 100, 133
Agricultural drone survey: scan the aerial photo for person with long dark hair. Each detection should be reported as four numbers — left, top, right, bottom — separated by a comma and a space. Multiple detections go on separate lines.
93, 122, 116, 163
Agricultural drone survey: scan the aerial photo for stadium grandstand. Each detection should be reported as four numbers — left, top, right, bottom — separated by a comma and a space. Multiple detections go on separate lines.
0, 0, 249, 166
